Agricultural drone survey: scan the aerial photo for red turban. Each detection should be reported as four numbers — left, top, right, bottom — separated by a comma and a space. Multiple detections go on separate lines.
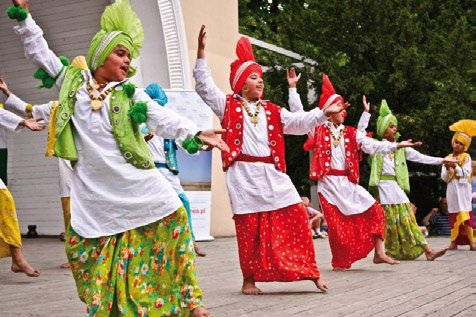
229, 37, 262, 94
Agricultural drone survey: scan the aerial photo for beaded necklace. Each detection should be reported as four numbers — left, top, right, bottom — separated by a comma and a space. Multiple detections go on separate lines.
327, 125, 344, 147
241, 100, 262, 126
86, 80, 114, 110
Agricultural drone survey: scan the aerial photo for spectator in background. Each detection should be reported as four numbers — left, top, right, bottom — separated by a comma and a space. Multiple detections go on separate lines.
423, 198, 451, 236
301, 196, 327, 239
410, 203, 428, 237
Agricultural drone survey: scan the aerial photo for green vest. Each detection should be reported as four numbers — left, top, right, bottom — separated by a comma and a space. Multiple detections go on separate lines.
369, 147, 410, 193
54, 66, 154, 169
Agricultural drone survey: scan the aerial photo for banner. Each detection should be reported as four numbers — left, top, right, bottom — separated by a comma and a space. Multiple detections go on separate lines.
164, 90, 214, 241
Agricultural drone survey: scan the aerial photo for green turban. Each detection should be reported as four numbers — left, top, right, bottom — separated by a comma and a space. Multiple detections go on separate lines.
87, 0, 144, 75
376, 100, 399, 140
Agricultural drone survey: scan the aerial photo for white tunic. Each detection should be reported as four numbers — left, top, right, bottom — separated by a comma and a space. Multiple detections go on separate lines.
0, 107, 23, 189
147, 135, 185, 195
194, 58, 329, 214
378, 147, 443, 205
316, 122, 397, 215
15, 16, 200, 238
4, 94, 73, 198
441, 155, 472, 213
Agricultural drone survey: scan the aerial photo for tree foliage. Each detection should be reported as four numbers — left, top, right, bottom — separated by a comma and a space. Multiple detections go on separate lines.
239, 0, 474, 215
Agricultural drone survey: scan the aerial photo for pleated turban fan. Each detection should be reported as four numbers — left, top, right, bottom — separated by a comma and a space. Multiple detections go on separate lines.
376, 100, 400, 140
229, 37, 263, 94
87, 0, 144, 76
318, 74, 344, 111
449, 119, 476, 152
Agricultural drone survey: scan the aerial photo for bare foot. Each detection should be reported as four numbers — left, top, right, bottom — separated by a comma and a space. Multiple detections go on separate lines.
373, 253, 399, 265
194, 242, 207, 257
11, 260, 40, 277
242, 277, 263, 295
332, 267, 349, 272
447, 242, 458, 250
60, 262, 70, 269
313, 277, 328, 292
192, 306, 213, 317
470, 243, 476, 251
425, 248, 447, 261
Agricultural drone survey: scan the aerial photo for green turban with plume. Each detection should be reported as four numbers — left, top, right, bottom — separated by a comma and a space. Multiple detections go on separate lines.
376, 100, 400, 140
87, 0, 144, 76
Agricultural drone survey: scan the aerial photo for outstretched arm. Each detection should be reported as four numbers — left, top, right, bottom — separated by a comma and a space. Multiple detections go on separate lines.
11, 1, 65, 87
0, 107, 45, 132
1, 76, 52, 120
193, 25, 226, 120
357, 130, 422, 155
287, 68, 304, 113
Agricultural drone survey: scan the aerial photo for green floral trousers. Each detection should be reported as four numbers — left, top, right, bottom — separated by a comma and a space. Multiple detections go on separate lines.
66, 206, 202, 316
383, 203, 428, 260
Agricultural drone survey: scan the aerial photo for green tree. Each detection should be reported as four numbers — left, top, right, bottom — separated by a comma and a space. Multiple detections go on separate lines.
239, 0, 474, 216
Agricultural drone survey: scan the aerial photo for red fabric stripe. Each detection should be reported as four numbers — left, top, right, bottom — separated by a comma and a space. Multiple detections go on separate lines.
233, 203, 320, 282
235, 153, 273, 164
318, 193, 385, 268
327, 169, 350, 176
449, 213, 474, 245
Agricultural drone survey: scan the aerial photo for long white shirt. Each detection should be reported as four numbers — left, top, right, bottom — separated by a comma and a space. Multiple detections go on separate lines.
194, 58, 329, 214
315, 121, 397, 215
0, 107, 23, 189
441, 155, 472, 213
15, 15, 200, 237
5, 94, 73, 198
289, 90, 398, 215
378, 146, 443, 205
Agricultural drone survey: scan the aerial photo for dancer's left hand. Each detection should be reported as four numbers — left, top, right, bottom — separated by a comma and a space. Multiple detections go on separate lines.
19, 118, 45, 131
324, 101, 350, 116
397, 139, 422, 149
198, 129, 229, 152
362, 95, 370, 113
286, 68, 301, 88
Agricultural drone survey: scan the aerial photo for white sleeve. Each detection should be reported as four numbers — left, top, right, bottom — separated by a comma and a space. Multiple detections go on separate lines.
441, 164, 449, 183
357, 111, 371, 134
134, 90, 200, 141
356, 130, 397, 155
405, 147, 443, 165
0, 108, 23, 132
288, 88, 304, 112
14, 15, 65, 87
193, 58, 226, 121
5, 93, 52, 123
280, 107, 329, 135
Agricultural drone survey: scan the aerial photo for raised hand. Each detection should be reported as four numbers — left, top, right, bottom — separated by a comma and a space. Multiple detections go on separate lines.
362, 95, 370, 113
198, 129, 230, 152
397, 139, 422, 149
197, 25, 207, 59
286, 68, 301, 88
324, 101, 351, 116
19, 118, 45, 131
0, 77, 11, 97
13, 0, 29, 10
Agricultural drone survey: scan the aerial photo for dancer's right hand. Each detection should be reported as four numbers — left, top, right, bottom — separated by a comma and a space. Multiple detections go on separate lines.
197, 25, 206, 59
362, 95, 370, 113
286, 68, 301, 88
13, 0, 29, 11
0, 77, 11, 97
397, 139, 422, 149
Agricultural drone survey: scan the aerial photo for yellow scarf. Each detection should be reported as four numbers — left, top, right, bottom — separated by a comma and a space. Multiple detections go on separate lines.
445, 152, 471, 183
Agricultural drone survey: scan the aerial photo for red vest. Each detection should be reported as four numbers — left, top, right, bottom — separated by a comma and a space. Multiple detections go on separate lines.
308, 125, 360, 183
221, 95, 286, 172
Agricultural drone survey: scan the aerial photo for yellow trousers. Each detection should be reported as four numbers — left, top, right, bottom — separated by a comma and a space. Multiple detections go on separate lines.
0, 188, 22, 258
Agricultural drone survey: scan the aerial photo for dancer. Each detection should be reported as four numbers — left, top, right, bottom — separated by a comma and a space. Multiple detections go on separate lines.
442, 119, 476, 250
194, 26, 347, 295
0, 105, 44, 277
367, 100, 454, 260
298, 74, 422, 271
143, 83, 206, 257
10, 1, 227, 315
0, 77, 73, 268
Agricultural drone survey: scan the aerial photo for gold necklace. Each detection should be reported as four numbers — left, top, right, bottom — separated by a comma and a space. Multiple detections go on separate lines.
92, 77, 107, 90
327, 125, 343, 147
388, 152, 395, 159
86, 81, 114, 110
241, 101, 262, 126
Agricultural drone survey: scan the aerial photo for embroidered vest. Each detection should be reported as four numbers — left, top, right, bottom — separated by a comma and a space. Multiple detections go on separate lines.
309, 125, 360, 183
221, 95, 286, 172
369, 147, 410, 193
53, 65, 154, 169
164, 139, 179, 174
